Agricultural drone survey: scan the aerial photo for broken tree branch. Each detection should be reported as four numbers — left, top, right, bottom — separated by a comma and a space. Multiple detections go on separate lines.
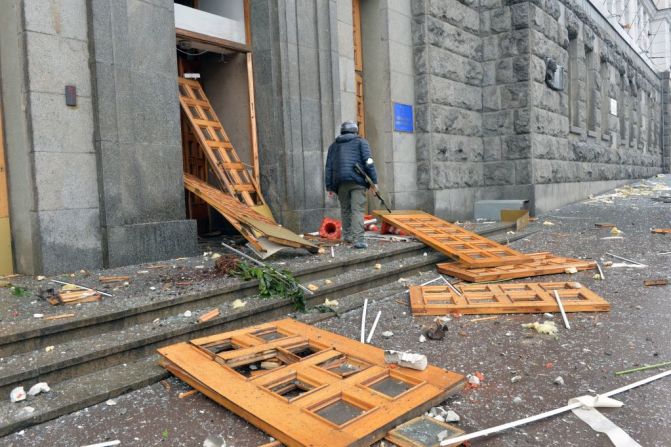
220, 242, 313, 295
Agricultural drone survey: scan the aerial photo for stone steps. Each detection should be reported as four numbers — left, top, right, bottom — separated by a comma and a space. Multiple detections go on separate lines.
0, 223, 525, 437
0, 250, 446, 395
0, 242, 430, 358
0, 265, 438, 438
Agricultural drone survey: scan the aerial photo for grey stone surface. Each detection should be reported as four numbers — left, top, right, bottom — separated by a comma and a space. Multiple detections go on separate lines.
106, 220, 198, 268
88, 0, 196, 269
23, 0, 88, 41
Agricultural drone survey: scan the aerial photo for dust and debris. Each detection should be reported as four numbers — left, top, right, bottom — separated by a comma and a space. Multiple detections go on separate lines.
522, 321, 559, 336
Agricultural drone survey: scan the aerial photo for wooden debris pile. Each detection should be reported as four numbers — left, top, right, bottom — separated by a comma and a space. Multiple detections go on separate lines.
45, 289, 101, 306
373, 210, 607, 317
178, 77, 318, 258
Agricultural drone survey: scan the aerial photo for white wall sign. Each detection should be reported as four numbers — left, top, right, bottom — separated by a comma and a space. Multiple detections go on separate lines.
610, 98, 618, 116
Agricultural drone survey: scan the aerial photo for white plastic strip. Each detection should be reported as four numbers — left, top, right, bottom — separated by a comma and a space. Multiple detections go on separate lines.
360, 298, 368, 343
569, 395, 642, 446
553, 290, 571, 329
80, 441, 121, 447
366, 311, 382, 343
440, 369, 671, 446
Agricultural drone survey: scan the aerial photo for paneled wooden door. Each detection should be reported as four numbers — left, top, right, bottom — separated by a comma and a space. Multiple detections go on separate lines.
159, 319, 465, 447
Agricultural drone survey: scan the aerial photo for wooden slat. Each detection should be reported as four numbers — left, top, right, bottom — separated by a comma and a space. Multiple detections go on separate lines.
178, 77, 265, 208
374, 210, 531, 268
247, 52, 260, 186
409, 282, 610, 316
437, 252, 597, 283
158, 319, 464, 447
0, 100, 12, 275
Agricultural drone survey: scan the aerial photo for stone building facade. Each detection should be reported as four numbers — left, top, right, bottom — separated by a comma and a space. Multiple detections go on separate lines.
0, 0, 669, 274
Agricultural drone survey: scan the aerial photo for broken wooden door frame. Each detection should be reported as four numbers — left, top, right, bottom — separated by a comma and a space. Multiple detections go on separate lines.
174, 0, 260, 187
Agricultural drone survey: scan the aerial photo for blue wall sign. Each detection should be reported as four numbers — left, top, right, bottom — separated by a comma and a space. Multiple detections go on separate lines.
393, 103, 414, 133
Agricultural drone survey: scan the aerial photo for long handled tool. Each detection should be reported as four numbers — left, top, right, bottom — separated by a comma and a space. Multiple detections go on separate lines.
354, 163, 391, 213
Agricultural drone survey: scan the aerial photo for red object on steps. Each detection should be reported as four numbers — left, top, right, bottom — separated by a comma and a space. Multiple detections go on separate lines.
319, 217, 342, 240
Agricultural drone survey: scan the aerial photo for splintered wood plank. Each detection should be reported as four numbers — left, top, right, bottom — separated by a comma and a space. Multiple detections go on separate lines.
437, 252, 597, 283
374, 211, 531, 268
409, 282, 610, 316
158, 319, 464, 447
183, 174, 318, 254
178, 77, 265, 208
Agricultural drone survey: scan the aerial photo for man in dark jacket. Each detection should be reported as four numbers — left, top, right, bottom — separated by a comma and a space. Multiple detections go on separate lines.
325, 120, 378, 249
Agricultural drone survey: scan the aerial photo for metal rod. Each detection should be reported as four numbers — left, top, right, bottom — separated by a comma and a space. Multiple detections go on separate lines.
605, 252, 647, 266
404, 276, 443, 294
330, 246, 335, 258
220, 242, 313, 295
596, 261, 605, 280
360, 298, 368, 343
442, 275, 463, 296
80, 441, 121, 447
366, 311, 382, 343
49, 280, 113, 298
615, 361, 671, 376
440, 369, 671, 446
553, 290, 570, 329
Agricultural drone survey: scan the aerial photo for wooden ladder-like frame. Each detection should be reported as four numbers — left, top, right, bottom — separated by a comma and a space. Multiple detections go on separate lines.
178, 77, 265, 208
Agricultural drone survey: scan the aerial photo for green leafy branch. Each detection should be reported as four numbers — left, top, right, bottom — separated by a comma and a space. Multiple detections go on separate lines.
233, 262, 306, 311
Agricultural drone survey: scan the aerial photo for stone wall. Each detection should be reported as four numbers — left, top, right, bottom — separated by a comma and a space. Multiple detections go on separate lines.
89, 0, 197, 267
413, 0, 486, 219
0, 0, 197, 274
528, 0, 665, 212
250, 0, 341, 232
411, 0, 666, 218
0, 0, 103, 274
663, 72, 671, 171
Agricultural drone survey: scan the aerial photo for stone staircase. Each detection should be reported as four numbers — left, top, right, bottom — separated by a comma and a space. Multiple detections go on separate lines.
0, 224, 527, 437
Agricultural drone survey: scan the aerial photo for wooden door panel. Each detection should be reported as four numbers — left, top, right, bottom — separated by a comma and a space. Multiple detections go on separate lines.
374, 211, 531, 267
437, 252, 597, 282
159, 319, 464, 447
409, 282, 610, 316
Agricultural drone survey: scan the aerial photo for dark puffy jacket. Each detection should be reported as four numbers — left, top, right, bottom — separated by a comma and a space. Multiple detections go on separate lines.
325, 134, 378, 192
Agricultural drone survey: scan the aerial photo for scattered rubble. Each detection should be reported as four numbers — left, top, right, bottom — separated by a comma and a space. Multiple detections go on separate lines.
553, 376, 565, 386
231, 299, 246, 309
522, 321, 559, 336
10, 387, 26, 403
383, 350, 428, 371
27, 382, 50, 396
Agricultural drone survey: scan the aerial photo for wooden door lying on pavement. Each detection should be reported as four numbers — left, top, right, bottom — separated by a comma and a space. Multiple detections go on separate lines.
409, 282, 610, 316
437, 252, 597, 283
374, 211, 531, 268
158, 319, 464, 447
